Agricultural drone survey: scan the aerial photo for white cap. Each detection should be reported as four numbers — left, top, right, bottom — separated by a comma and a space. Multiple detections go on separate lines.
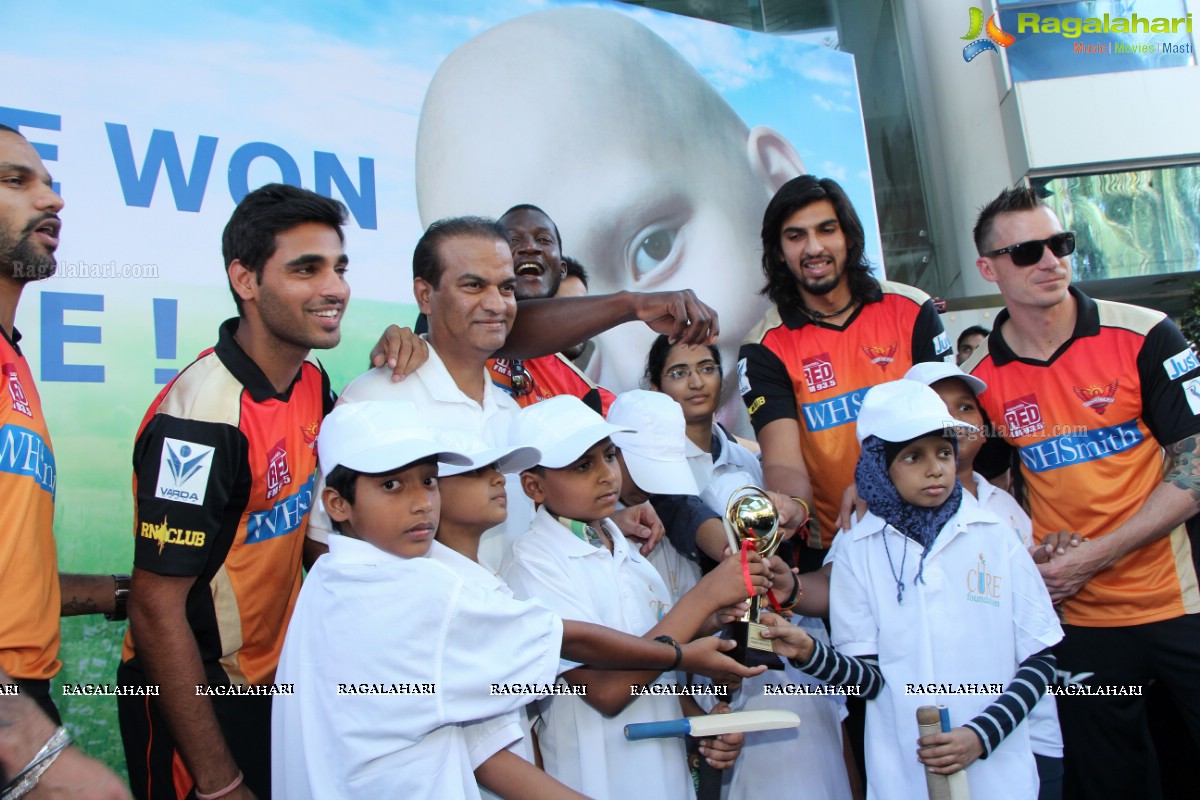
855, 380, 977, 444
510, 395, 633, 469
318, 401, 471, 475
434, 428, 542, 478
904, 361, 987, 396
606, 391, 698, 496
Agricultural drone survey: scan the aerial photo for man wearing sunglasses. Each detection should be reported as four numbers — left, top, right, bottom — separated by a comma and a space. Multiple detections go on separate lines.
966, 185, 1200, 799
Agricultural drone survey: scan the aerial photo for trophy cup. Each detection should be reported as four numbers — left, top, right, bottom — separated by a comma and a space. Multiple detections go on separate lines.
722, 486, 784, 670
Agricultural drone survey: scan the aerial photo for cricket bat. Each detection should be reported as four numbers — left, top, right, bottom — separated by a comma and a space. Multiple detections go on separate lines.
916, 706, 972, 800
624, 709, 799, 741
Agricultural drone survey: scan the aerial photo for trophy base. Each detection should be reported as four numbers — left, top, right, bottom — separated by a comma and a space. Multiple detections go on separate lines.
724, 620, 784, 670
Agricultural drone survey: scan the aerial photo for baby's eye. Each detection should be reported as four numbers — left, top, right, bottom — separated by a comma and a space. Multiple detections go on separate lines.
630, 225, 680, 281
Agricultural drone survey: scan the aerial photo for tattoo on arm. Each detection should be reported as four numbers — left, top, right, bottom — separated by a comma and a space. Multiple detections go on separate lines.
61, 595, 100, 615
1167, 434, 1200, 510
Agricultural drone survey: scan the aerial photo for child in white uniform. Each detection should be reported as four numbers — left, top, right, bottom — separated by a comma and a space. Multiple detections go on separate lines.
762, 380, 1063, 800
905, 361, 1067, 798
503, 396, 772, 800
271, 402, 564, 800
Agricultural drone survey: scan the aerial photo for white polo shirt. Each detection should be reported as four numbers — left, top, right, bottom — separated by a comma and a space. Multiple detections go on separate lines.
271, 534, 563, 800
427, 542, 539, 800
830, 493, 1062, 800
504, 507, 694, 800
307, 339, 530, 570
971, 472, 1063, 760
685, 423, 763, 501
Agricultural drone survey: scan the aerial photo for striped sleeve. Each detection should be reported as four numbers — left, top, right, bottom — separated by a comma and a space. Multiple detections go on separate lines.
788, 640, 884, 700
963, 649, 1056, 758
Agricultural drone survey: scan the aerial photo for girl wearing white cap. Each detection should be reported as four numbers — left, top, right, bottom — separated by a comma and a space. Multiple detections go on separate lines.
761, 379, 1063, 800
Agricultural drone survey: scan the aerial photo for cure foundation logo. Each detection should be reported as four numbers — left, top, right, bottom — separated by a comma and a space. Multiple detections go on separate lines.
962, 6, 1015, 62
966, 553, 1002, 607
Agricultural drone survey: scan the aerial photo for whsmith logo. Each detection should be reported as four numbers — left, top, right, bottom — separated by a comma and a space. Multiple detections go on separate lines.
962, 7, 1015, 62
0, 423, 56, 496
800, 387, 867, 432
1018, 419, 1143, 473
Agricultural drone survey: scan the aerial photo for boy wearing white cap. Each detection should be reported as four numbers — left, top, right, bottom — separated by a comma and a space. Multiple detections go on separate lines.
761, 380, 1063, 800
503, 396, 772, 800
271, 401, 568, 800
430, 428, 765, 800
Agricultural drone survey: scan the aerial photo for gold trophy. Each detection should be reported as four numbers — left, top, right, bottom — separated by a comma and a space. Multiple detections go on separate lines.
722, 486, 785, 670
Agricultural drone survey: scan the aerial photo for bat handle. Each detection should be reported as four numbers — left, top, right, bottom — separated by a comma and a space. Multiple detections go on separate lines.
624, 719, 691, 740
917, 705, 954, 800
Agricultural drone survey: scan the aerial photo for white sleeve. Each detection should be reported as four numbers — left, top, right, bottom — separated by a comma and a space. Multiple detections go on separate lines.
504, 549, 601, 674
439, 585, 565, 717
1006, 535, 1064, 660
306, 466, 333, 544
462, 711, 525, 770
829, 539, 879, 658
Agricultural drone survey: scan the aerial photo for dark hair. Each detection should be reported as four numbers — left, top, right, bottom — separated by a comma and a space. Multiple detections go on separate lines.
221, 184, 347, 315
500, 204, 562, 251
562, 256, 588, 287
643, 333, 721, 390
412, 216, 508, 288
323, 465, 362, 533
957, 325, 990, 347
0, 124, 23, 137
973, 186, 1045, 254
760, 175, 877, 310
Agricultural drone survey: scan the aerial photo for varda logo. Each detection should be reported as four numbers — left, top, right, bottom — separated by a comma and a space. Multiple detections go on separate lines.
962, 6, 1015, 61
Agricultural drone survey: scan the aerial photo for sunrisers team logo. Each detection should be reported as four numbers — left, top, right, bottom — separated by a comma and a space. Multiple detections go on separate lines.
1073, 380, 1119, 415
300, 421, 320, 451
961, 6, 1015, 62
861, 343, 897, 370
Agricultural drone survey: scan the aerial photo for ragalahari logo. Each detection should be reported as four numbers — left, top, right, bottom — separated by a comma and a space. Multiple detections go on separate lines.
962, 6, 1015, 61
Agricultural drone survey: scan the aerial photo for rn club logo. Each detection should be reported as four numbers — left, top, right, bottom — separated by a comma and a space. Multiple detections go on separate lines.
961, 6, 1014, 62
1074, 380, 1119, 415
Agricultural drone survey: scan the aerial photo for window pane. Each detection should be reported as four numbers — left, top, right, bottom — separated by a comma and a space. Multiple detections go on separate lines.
1037, 164, 1200, 281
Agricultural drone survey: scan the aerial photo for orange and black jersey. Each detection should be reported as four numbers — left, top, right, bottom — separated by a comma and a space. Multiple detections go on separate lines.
0, 326, 60, 681
739, 281, 950, 546
122, 319, 335, 687
967, 288, 1200, 627
490, 353, 616, 416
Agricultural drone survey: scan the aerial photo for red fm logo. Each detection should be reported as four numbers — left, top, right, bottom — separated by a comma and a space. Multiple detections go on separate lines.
802, 354, 837, 393
265, 439, 292, 501
1003, 394, 1045, 438
4, 364, 32, 417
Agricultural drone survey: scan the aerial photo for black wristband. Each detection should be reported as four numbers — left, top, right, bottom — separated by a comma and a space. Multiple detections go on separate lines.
105, 574, 131, 622
654, 635, 682, 672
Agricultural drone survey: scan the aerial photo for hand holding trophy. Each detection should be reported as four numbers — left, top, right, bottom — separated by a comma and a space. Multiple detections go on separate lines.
722, 486, 785, 670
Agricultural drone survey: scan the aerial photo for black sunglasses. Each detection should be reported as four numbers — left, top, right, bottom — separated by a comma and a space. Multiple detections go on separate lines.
984, 232, 1075, 267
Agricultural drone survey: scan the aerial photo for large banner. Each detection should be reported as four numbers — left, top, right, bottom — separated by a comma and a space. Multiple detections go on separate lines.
2, 0, 874, 768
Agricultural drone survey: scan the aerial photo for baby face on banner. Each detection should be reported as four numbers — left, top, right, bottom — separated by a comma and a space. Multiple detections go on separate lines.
416, 7, 806, 427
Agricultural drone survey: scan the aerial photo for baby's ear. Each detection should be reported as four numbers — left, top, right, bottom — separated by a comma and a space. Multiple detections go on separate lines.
520, 470, 545, 504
